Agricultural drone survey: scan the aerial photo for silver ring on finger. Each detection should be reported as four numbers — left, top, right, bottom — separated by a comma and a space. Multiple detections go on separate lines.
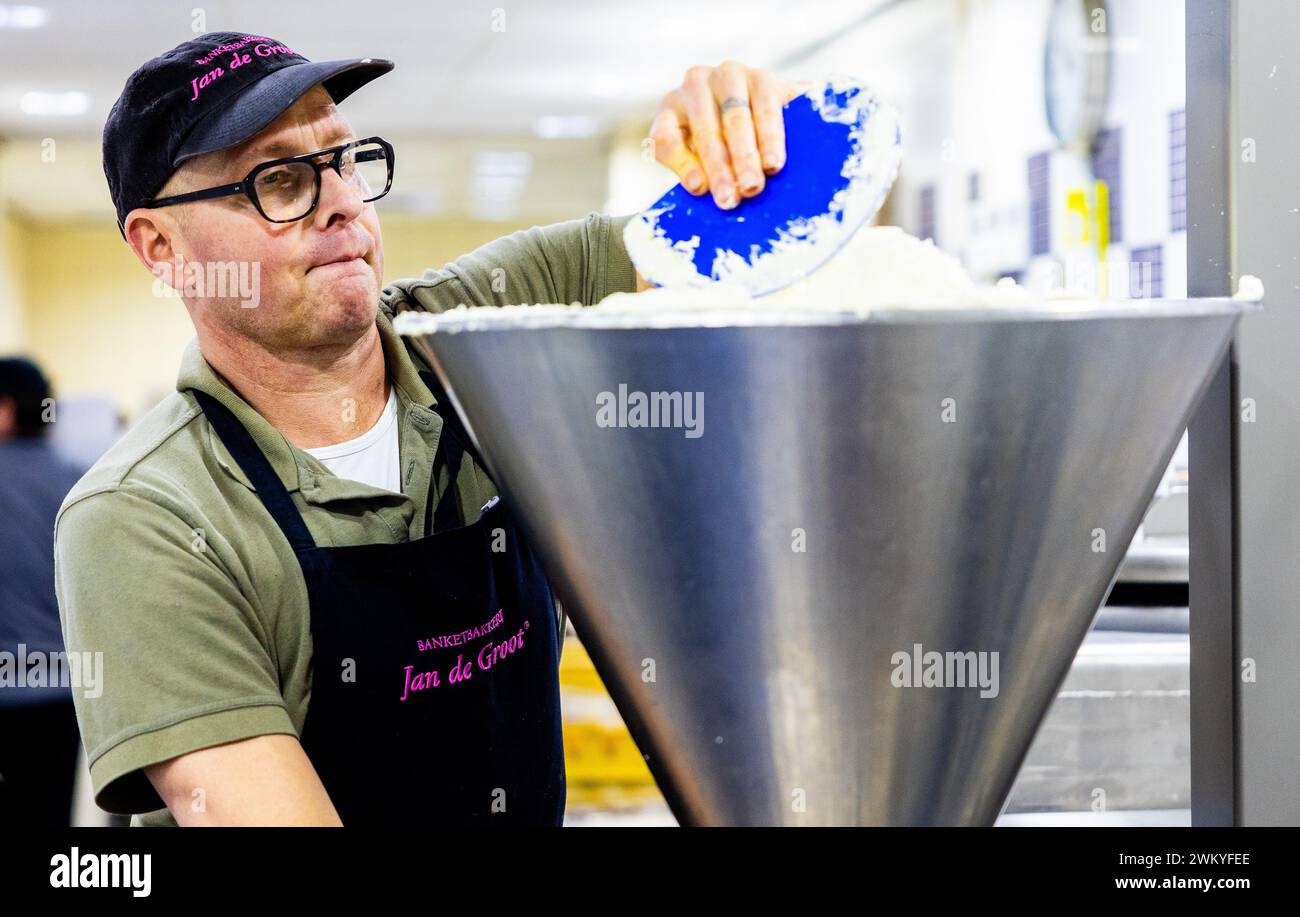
719, 96, 749, 113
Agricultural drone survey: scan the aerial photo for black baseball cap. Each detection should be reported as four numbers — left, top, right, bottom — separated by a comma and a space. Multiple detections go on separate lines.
103, 31, 393, 235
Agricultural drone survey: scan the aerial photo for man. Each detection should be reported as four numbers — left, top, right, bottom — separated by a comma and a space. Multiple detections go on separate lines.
0, 358, 87, 825
55, 31, 797, 826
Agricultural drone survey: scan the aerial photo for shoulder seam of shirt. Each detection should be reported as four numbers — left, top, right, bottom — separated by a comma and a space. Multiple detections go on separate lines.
383, 273, 478, 316
385, 270, 462, 300
56, 395, 203, 522
55, 477, 249, 598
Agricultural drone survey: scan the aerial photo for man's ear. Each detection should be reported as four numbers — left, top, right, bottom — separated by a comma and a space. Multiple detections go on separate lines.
123, 207, 183, 283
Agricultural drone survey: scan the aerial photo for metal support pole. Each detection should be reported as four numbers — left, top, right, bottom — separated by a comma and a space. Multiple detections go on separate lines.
1188, 0, 1300, 826
1186, 0, 1237, 828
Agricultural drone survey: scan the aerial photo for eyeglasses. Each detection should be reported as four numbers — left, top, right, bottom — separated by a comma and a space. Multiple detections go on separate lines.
146, 136, 395, 223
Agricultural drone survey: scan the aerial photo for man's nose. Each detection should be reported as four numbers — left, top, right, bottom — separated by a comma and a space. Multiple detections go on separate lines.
312, 165, 365, 230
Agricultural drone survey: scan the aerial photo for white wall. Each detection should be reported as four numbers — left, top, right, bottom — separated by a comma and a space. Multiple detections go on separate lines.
0, 210, 27, 351
757, 0, 1188, 294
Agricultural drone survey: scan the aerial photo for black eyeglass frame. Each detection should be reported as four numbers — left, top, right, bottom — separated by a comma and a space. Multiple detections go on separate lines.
144, 135, 395, 223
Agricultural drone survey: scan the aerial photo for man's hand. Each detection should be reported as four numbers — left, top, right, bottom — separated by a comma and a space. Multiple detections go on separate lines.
649, 61, 807, 210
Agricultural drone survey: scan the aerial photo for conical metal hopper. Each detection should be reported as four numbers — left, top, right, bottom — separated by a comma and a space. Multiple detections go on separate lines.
399, 299, 1248, 826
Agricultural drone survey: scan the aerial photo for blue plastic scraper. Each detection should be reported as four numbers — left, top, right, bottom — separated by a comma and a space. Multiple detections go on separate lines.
624, 76, 903, 297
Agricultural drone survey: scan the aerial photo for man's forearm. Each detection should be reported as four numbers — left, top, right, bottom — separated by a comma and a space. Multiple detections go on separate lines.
146, 734, 343, 827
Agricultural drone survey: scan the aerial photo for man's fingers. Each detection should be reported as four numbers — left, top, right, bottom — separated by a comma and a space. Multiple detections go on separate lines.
750, 70, 791, 175
682, 65, 737, 208
648, 65, 808, 205
710, 61, 764, 200
648, 94, 706, 194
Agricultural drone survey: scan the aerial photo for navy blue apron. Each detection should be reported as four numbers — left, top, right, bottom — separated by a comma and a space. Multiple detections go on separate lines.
192, 371, 565, 826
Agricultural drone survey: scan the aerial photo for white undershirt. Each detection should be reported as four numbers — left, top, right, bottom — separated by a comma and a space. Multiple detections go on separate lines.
303, 388, 401, 493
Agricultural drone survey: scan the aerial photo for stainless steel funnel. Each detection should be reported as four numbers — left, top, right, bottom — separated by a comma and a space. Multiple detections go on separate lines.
399, 299, 1247, 826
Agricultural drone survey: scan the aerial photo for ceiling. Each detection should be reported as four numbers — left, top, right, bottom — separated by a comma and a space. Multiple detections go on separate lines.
0, 0, 890, 221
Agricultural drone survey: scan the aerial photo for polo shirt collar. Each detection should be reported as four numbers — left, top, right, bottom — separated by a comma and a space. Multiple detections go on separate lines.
377, 305, 437, 409
177, 306, 440, 497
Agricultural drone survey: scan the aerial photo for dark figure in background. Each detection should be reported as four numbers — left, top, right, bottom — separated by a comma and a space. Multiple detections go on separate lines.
0, 357, 86, 826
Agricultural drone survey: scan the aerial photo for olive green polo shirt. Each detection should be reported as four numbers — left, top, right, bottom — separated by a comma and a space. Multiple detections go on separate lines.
54, 211, 637, 825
